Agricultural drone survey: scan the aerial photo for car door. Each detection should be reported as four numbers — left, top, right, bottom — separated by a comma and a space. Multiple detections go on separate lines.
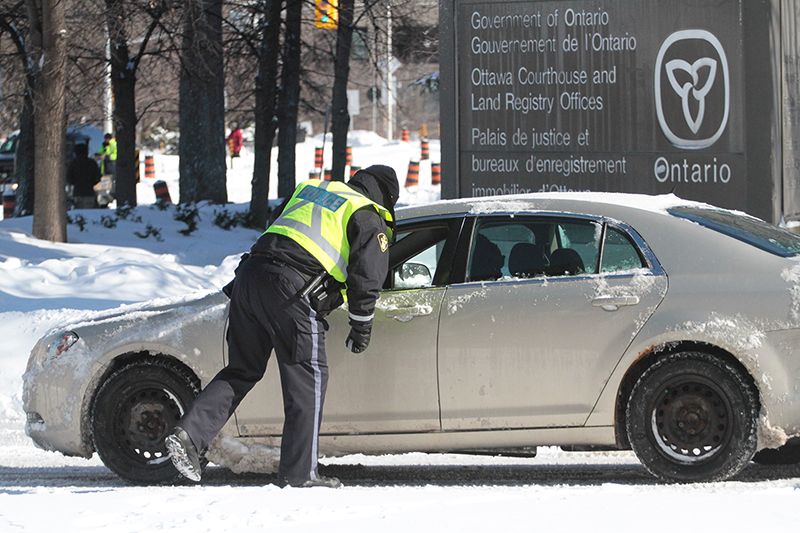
438, 214, 667, 430
233, 216, 462, 436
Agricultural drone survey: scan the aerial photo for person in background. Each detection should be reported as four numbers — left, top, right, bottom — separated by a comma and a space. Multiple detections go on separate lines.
227, 124, 243, 158
95, 133, 117, 177
68, 143, 102, 209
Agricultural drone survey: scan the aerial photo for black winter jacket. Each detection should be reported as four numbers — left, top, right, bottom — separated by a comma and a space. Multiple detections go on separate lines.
67, 157, 102, 197
250, 184, 391, 322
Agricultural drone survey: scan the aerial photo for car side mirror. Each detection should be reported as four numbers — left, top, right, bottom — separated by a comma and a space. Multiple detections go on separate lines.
394, 262, 432, 288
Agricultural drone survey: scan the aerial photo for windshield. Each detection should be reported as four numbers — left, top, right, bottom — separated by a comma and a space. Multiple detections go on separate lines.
0, 135, 17, 154
669, 206, 800, 257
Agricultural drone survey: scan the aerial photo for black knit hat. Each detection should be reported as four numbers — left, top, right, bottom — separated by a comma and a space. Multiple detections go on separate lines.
350, 165, 399, 208
349, 164, 400, 235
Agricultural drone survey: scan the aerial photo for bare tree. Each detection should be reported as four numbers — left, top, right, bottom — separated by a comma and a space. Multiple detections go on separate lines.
275, 0, 301, 198
249, 0, 281, 227
0, 4, 36, 216
26, 0, 68, 242
103, 0, 174, 207
179, 0, 227, 204
329, 0, 355, 182
104, 0, 180, 206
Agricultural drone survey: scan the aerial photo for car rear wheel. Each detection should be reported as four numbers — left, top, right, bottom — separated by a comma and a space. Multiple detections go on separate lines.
626, 352, 758, 482
91, 359, 202, 484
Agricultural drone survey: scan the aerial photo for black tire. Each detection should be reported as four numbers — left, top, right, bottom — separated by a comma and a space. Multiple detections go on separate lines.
626, 351, 758, 482
752, 439, 800, 465
91, 358, 201, 484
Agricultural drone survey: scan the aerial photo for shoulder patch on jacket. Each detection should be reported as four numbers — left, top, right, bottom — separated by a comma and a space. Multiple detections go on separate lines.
377, 233, 389, 252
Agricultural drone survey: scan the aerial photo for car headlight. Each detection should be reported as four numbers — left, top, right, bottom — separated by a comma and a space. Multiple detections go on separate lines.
27, 331, 80, 371
48, 332, 79, 359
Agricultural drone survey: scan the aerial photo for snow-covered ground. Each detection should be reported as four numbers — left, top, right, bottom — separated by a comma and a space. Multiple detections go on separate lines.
2, 132, 800, 531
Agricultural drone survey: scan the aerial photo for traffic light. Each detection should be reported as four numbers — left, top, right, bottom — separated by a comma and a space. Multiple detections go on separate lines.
315, 0, 338, 29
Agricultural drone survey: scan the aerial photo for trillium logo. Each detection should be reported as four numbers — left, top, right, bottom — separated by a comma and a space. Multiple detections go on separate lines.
666, 58, 717, 134
655, 30, 729, 149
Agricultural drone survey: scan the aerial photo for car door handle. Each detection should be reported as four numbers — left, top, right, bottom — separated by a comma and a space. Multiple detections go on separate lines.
385, 304, 433, 321
592, 295, 640, 312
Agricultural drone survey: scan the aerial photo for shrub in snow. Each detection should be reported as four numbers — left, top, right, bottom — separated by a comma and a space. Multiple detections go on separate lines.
152, 199, 171, 211
133, 223, 164, 242
234, 210, 262, 230
213, 209, 237, 230
174, 203, 201, 235
98, 215, 118, 229
116, 204, 142, 223
67, 214, 88, 232
212, 208, 262, 231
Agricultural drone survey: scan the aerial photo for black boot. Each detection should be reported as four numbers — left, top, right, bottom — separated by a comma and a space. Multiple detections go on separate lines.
165, 427, 202, 482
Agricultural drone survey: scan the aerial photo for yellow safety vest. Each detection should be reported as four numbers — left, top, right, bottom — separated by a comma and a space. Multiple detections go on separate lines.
96, 139, 117, 160
265, 180, 394, 282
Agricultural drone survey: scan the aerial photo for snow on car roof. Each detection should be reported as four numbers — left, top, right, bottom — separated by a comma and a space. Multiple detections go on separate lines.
397, 192, 721, 219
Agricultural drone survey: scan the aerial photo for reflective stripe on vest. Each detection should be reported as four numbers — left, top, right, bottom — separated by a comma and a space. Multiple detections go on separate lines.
265, 180, 393, 282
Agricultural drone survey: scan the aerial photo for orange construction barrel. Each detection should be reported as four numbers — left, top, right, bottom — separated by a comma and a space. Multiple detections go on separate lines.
401, 128, 410, 143
349, 165, 361, 178
405, 161, 420, 187
420, 138, 430, 160
144, 155, 155, 179
309, 171, 321, 179
346, 146, 353, 166
431, 162, 441, 186
154, 180, 172, 203
324, 169, 332, 181
314, 147, 324, 169
3, 190, 15, 219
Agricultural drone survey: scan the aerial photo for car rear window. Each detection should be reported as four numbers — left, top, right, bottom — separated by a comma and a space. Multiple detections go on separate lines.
668, 206, 800, 257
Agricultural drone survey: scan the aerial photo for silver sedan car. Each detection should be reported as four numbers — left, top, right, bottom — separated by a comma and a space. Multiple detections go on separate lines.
22, 193, 800, 483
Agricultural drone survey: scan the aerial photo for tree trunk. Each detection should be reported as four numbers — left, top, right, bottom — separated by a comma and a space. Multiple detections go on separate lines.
112, 73, 138, 207
105, 0, 138, 207
179, 0, 227, 204
330, 0, 355, 182
14, 91, 35, 216
277, 0, 302, 199
250, 0, 282, 228
27, 0, 68, 242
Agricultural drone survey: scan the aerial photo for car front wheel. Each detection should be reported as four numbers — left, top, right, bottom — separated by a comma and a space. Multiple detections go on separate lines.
91, 358, 201, 484
626, 351, 758, 482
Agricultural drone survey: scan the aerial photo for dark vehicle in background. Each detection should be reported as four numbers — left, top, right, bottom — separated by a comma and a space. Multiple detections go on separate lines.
0, 124, 105, 187
0, 134, 17, 184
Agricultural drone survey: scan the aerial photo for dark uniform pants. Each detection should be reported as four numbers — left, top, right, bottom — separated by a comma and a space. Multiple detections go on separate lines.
178, 255, 329, 484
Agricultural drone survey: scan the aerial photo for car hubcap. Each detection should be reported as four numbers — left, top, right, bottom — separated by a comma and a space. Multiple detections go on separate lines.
116, 386, 184, 464
650, 378, 732, 464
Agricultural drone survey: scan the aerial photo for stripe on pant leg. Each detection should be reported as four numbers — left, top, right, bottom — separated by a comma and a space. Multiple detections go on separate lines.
308, 303, 322, 480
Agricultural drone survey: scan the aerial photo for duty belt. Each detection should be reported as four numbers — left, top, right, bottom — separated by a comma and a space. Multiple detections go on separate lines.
249, 252, 329, 308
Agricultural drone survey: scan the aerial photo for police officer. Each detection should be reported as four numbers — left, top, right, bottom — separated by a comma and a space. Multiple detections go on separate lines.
95, 133, 117, 176
166, 165, 399, 488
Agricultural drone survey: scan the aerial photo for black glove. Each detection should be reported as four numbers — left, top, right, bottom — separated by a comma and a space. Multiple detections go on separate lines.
346, 321, 372, 353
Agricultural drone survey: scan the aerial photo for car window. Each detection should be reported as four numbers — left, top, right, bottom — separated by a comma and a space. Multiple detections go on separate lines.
386, 222, 453, 290
467, 216, 601, 281
601, 227, 646, 273
669, 206, 800, 257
